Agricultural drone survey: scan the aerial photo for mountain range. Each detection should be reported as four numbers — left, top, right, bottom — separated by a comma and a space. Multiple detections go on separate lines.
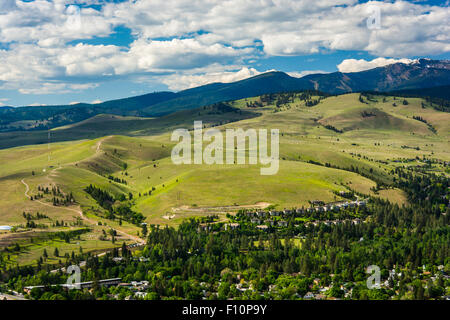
1, 58, 449, 131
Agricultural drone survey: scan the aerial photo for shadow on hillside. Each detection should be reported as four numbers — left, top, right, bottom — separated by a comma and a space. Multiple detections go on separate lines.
0, 105, 261, 150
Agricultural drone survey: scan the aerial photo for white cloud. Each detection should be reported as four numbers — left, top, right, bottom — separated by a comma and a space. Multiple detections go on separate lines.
104, 0, 450, 57
126, 38, 250, 72
15, 81, 99, 95
0, 39, 248, 93
337, 57, 416, 73
287, 70, 329, 78
0, 1, 113, 43
161, 67, 264, 91
0, 0, 17, 13
0, 0, 449, 94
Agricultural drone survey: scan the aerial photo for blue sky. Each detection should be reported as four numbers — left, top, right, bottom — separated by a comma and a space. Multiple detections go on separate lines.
0, 0, 449, 107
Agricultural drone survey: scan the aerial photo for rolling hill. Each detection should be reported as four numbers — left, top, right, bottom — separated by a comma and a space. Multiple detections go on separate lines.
1, 59, 449, 133
1, 91, 449, 266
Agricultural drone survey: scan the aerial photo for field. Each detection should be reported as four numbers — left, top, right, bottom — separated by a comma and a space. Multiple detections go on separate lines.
0, 93, 448, 266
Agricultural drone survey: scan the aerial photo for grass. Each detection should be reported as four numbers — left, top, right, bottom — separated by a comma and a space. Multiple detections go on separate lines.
131, 158, 377, 225
1, 228, 127, 267
0, 92, 448, 266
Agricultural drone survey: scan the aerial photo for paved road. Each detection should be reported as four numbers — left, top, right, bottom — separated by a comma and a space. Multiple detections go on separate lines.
0, 293, 27, 300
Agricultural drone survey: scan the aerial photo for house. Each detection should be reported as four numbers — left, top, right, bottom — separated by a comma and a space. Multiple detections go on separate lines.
225, 223, 240, 230
357, 200, 366, 207
251, 218, 260, 224
118, 283, 132, 288
112, 257, 123, 263
198, 224, 211, 232
303, 292, 315, 299
256, 225, 268, 231
256, 211, 265, 217
135, 292, 147, 299
131, 281, 149, 290
278, 221, 288, 227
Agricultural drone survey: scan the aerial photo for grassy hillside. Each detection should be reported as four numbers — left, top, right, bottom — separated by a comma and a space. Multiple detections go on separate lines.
0, 92, 448, 266
0, 103, 258, 150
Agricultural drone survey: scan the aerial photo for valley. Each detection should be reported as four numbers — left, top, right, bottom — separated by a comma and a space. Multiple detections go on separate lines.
0, 92, 448, 268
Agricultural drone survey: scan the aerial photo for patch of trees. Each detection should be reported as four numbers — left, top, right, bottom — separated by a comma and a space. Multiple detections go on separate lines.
393, 167, 449, 208
22, 212, 49, 229
108, 175, 127, 185
37, 185, 74, 206
85, 184, 114, 212
209, 102, 237, 114
360, 93, 378, 103
412, 116, 437, 133
4, 190, 449, 300
361, 110, 376, 118
23, 211, 48, 221
323, 124, 343, 133
275, 93, 296, 107
305, 99, 320, 107
359, 94, 368, 104
259, 93, 277, 105
84, 185, 144, 225
246, 100, 264, 108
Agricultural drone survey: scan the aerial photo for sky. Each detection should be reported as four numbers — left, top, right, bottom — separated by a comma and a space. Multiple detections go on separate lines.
0, 0, 449, 107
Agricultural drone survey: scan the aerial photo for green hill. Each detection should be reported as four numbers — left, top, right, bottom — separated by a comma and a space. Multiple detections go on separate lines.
2, 91, 449, 265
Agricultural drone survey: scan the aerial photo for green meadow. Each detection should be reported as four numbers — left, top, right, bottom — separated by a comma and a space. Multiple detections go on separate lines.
0, 93, 448, 266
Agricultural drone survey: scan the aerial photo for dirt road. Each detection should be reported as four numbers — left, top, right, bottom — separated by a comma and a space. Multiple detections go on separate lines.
20, 136, 145, 246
